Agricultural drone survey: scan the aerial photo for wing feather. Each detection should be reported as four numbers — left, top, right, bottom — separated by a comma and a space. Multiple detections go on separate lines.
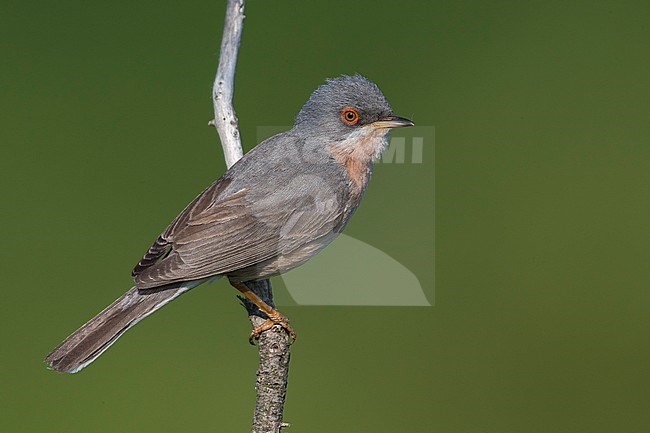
132, 164, 348, 289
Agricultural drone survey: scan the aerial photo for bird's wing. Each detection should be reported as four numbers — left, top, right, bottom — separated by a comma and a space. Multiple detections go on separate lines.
132, 171, 347, 288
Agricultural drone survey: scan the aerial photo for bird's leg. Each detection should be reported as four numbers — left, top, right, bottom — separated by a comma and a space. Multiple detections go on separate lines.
229, 279, 296, 344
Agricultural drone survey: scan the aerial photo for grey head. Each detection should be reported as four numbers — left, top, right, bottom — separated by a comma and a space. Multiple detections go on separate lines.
293, 74, 414, 152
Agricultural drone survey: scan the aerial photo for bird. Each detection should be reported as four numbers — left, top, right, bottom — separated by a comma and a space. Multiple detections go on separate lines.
45, 74, 414, 373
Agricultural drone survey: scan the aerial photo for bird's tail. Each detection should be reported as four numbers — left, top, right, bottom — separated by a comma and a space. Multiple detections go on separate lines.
45, 283, 195, 373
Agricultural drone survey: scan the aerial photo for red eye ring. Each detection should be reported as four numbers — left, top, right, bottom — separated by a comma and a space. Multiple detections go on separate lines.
340, 107, 360, 125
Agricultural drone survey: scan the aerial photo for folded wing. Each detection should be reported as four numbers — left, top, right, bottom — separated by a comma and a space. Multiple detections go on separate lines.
132, 170, 347, 288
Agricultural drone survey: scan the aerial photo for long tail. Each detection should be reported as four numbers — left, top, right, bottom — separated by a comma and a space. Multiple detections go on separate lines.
45, 283, 195, 373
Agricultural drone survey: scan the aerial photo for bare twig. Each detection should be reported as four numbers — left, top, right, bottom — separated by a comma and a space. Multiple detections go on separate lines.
211, 1, 291, 432
212, 0, 244, 168
240, 280, 292, 433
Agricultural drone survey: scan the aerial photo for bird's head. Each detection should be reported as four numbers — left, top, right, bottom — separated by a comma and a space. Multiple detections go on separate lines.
294, 74, 413, 160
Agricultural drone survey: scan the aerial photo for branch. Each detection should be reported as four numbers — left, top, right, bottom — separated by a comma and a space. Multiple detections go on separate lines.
211, 1, 291, 432
211, 0, 244, 168
240, 280, 292, 433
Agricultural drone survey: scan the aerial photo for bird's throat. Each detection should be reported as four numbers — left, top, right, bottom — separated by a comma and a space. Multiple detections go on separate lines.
327, 127, 389, 194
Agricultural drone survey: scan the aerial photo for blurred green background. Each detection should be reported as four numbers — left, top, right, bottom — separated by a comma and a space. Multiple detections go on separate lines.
1, 1, 648, 432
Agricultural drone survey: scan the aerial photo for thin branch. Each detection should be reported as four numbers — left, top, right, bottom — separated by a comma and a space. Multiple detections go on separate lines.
211, 1, 291, 432
240, 280, 292, 433
212, 0, 244, 169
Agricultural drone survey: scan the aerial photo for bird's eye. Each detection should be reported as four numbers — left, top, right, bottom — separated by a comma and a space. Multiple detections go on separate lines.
340, 107, 360, 125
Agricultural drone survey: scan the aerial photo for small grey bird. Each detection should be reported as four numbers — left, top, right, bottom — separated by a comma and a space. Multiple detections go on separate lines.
45, 74, 414, 373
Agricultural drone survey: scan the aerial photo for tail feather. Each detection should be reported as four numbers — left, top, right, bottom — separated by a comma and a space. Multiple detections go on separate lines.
45, 284, 194, 373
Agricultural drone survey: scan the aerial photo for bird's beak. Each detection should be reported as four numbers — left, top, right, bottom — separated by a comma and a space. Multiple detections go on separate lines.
372, 115, 415, 129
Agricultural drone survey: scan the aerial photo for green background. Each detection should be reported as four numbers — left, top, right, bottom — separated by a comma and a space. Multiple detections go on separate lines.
1, 1, 647, 432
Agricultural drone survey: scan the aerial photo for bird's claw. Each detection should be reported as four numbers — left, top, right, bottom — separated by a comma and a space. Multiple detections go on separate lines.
249, 312, 296, 345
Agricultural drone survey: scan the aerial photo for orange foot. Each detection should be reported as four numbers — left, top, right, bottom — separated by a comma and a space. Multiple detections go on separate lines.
249, 310, 297, 345
228, 279, 297, 345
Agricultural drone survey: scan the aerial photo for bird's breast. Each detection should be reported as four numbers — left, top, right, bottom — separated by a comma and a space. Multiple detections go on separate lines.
326, 127, 389, 196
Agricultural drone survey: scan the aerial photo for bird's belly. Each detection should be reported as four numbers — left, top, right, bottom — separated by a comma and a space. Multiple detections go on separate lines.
226, 231, 339, 282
